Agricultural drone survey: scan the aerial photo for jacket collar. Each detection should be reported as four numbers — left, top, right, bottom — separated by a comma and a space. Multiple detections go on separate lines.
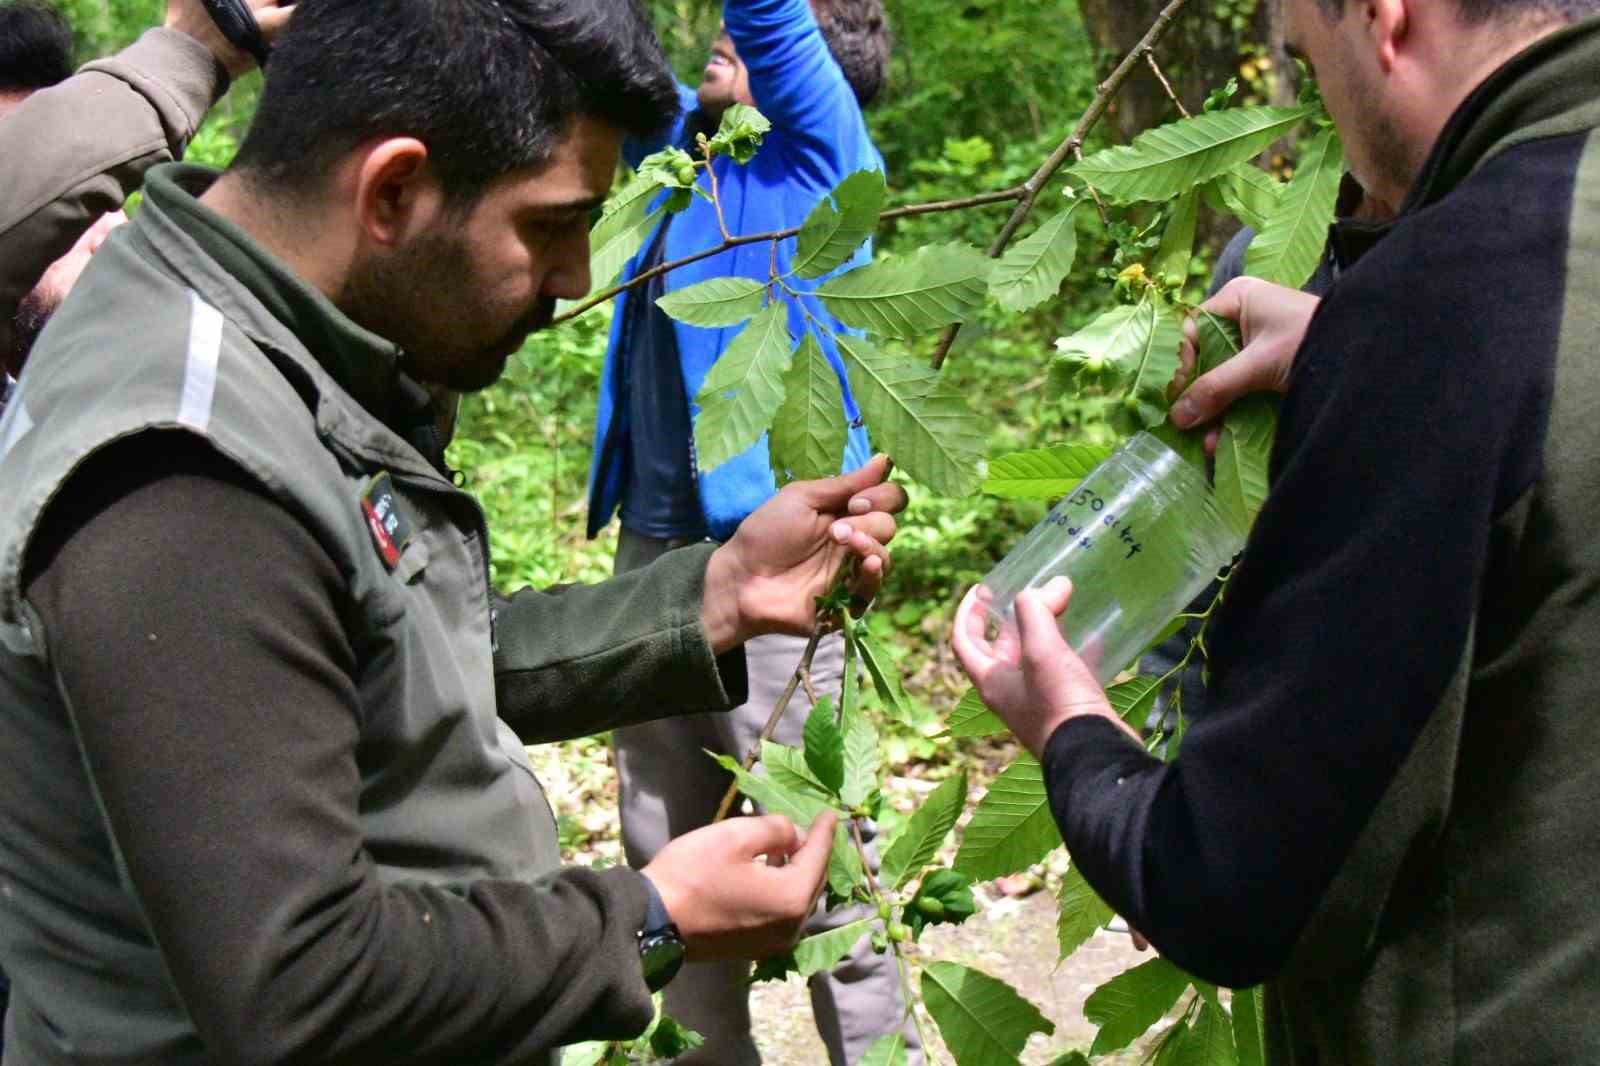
1404, 14, 1600, 214
1329, 15, 1600, 273
137, 164, 448, 475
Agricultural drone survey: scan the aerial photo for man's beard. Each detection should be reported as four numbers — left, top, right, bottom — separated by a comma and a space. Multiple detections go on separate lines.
7, 288, 56, 377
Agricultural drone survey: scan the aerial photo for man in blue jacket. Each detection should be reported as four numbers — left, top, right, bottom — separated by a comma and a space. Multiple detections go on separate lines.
587, 2, 919, 1062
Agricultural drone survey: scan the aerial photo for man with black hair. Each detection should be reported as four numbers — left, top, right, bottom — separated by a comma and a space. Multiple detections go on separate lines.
956, 0, 1600, 1061
0, 0, 293, 408
587, 1, 916, 1062
0, 1, 910, 1063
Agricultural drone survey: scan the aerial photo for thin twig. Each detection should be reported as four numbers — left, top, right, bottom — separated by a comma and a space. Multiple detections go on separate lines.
928, 0, 1194, 369
704, 156, 733, 243
1146, 51, 1192, 119
800, 665, 820, 708
712, 627, 825, 824
552, 188, 1026, 325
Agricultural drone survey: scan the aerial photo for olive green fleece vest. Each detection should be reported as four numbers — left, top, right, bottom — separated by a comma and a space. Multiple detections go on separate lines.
0, 173, 560, 1064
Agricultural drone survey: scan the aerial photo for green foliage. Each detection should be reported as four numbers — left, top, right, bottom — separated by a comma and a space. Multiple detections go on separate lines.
1153, 189, 1202, 285
836, 333, 988, 497
1232, 987, 1268, 1066
1157, 1003, 1239, 1066
587, 172, 668, 293
1071, 106, 1312, 203
1202, 164, 1285, 232
691, 303, 792, 472
879, 773, 967, 890
793, 170, 888, 280
803, 697, 846, 796
1085, 958, 1195, 1056
922, 962, 1055, 1066
817, 243, 994, 340
656, 277, 768, 327
1108, 675, 1165, 731
1245, 127, 1345, 287
792, 919, 871, 978
858, 1033, 910, 1066
769, 332, 849, 484
982, 443, 1112, 500
953, 755, 1060, 881
1053, 292, 1185, 434
1056, 864, 1116, 961
1214, 394, 1279, 531
990, 208, 1082, 313
944, 689, 1004, 739
705, 103, 772, 163
906, 868, 977, 937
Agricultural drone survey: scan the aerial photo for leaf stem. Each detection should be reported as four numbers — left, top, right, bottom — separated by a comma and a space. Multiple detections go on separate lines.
704, 153, 733, 244
712, 626, 825, 824
928, 0, 1194, 370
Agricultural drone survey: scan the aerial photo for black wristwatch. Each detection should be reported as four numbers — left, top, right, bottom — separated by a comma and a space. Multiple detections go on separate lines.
638, 878, 685, 993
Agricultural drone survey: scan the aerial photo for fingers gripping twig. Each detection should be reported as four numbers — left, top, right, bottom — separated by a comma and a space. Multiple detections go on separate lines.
928, 0, 1194, 370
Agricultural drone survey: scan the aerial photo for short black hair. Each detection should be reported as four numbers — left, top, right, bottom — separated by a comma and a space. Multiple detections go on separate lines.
0, 0, 73, 93
1314, 0, 1600, 23
232, 0, 679, 203
813, 0, 891, 107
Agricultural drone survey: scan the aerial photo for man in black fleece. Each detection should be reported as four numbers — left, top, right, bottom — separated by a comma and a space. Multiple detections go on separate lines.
957, 0, 1600, 1062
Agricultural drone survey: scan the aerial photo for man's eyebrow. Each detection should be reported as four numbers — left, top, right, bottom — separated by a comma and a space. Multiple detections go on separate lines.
528, 195, 609, 216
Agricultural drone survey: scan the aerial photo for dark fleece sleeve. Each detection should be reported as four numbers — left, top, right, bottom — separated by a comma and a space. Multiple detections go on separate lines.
23, 432, 657, 1066
1040, 138, 1564, 987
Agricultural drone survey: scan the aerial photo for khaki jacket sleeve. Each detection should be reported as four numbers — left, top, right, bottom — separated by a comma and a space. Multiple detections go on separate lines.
493, 542, 749, 744
0, 27, 225, 366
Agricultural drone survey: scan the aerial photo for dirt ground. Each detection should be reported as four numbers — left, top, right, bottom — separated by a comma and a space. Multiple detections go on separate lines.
748, 891, 1153, 1065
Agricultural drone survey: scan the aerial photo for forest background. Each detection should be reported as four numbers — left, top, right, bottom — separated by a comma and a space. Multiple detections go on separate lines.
46, 1, 1310, 1059
52, 0, 1304, 937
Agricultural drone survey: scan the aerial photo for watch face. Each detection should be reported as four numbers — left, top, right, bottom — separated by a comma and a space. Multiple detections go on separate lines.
640, 927, 686, 992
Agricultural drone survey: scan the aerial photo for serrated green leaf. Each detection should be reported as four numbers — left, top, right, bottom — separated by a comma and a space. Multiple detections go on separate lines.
1193, 310, 1243, 378
853, 630, 910, 721
793, 919, 871, 978
1246, 127, 1343, 288
761, 741, 832, 804
818, 243, 993, 339
1204, 163, 1284, 232
859, 1033, 909, 1066
1057, 297, 1184, 434
1085, 957, 1194, 1056
769, 332, 848, 485
693, 303, 792, 473
710, 752, 863, 897
649, 1015, 705, 1059
657, 277, 768, 328
1214, 392, 1278, 532
945, 688, 1004, 738
707, 102, 771, 163
794, 170, 887, 279
953, 754, 1061, 881
1107, 675, 1163, 731
907, 868, 977, 937
880, 773, 967, 890
1232, 986, 1266, 1066
1150, 421, 1208, 474
1056, 863, 1115, 961
983, 442, 1112, 500
587, 172, 664, 293
637, 146, 700, 196
840, 709, 880, 811
1071, 106, 1311, 203
750, 950, 799, 984
990, 207, 1080, 312
835, 333, 987, 497
923, 962, 1055, 1066
1153, 189, 1201, 285
803, 697, 844, 796
1168, 1003, 1238, 1066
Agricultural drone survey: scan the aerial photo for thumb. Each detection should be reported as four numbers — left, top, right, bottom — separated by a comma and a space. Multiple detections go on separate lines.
788, 810, 839, 883
1015, 583, 1098, 690
1169, 346, 1281, 429
792, 455, 892, 511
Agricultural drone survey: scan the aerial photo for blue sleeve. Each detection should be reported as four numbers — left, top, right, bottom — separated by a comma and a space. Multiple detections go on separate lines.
724, 0, 873, 178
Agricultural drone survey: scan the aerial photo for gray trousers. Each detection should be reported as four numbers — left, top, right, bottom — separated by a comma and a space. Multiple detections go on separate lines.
613, 530, 922, 1066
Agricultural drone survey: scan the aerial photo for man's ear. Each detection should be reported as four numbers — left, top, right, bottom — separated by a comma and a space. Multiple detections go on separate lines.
352, 138, 442, 248
1368, 0, 1409, 73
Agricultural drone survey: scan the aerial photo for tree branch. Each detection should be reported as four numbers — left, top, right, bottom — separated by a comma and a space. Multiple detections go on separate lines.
1146, 51, 1192, 119
552, 189, 1026, 326
927, 0, 1194, 369
712, 626, 825, 824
